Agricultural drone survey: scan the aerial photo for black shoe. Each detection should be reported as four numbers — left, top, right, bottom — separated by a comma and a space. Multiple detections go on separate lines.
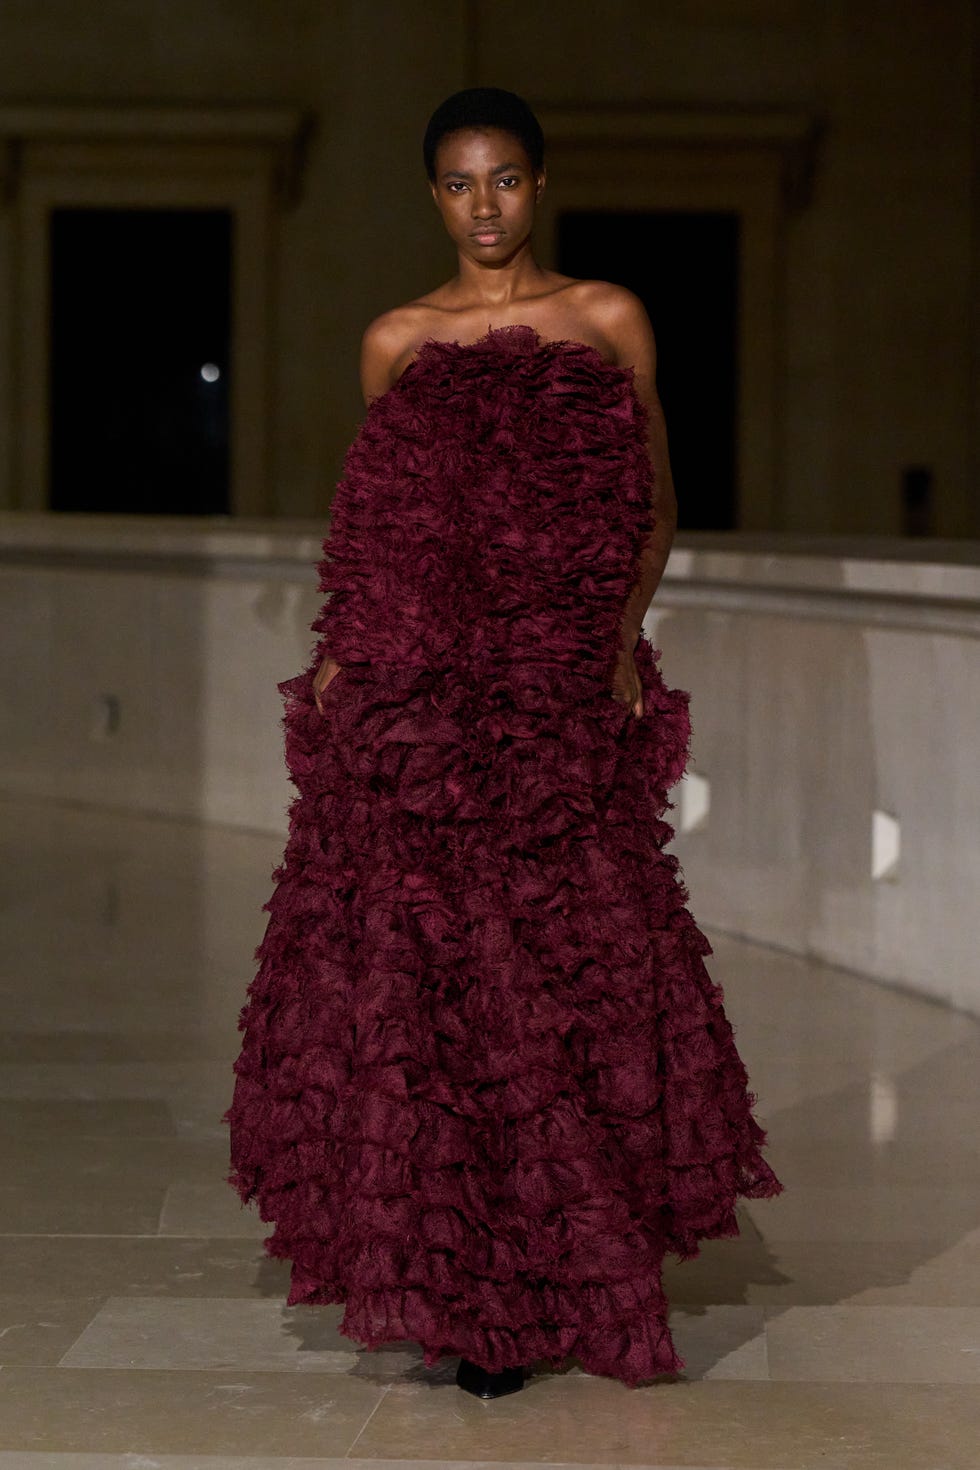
455, 1356, 527, 1398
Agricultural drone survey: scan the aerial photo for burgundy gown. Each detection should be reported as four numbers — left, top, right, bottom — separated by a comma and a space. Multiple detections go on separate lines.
223, 322, 783, 1386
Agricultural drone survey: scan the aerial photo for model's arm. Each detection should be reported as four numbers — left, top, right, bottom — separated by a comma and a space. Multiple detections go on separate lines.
601, 289, 678, 650
360, 310, 413, 407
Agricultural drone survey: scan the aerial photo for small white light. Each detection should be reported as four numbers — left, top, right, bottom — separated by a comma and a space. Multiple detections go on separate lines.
869, 1070, 898, 1144
678, 770, 710, 833
871, 809, 900, 881
200, 362, 220, 383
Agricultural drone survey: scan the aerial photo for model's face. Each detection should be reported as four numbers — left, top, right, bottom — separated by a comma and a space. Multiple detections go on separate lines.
429, 127, 544, 261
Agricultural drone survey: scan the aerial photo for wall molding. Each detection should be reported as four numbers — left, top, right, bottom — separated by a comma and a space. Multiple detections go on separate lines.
535, 105, 822, 208
0, 104, 315, 207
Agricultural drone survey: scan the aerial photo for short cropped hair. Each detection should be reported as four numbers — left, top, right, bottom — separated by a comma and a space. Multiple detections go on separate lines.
422, 87, 545, 182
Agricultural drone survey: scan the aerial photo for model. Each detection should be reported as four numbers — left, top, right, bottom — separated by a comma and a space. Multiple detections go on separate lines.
224, 85, 783, 1399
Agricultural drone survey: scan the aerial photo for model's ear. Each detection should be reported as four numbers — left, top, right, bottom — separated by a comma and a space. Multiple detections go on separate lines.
535, 167, 547, 202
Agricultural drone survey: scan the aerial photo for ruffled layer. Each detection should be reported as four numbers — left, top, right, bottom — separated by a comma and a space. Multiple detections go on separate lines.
308, 324, 656, 691
224, 324, 783, 1387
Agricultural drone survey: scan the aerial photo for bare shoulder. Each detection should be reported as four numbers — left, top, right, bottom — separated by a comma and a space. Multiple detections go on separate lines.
566, 279, 657, 373
359, 306, 419, 406
361, 300, 454, 406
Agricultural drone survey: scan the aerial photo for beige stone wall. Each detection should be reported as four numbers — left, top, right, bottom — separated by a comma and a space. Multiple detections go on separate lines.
5, 511, 979, 1012
0, 0, 975, 534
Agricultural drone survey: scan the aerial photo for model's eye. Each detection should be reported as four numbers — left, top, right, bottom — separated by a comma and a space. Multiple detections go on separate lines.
446, 181, 468, 194
497, 176, 519, 188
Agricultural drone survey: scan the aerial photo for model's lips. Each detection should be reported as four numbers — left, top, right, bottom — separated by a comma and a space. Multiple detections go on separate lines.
471, 229, 504, 243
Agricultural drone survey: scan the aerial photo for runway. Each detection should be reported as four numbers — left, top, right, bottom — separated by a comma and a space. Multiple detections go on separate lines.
0, 793, 978, 1468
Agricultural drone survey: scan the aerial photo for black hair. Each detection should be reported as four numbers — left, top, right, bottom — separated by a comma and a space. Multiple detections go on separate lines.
422, 87, 545, 183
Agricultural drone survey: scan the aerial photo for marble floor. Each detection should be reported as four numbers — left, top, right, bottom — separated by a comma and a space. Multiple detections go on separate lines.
0, 793, 979, 1470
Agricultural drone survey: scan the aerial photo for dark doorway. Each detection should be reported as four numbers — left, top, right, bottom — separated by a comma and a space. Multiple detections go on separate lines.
49, 207, 232, 515
557, 210, 740, 530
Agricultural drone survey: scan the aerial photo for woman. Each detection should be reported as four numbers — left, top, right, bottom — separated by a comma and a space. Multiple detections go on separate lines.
225, 86, 782, 1400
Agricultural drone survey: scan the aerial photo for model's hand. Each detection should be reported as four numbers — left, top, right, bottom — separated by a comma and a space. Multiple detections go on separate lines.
610, 644, 643, 718
312, 654, 345, 716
